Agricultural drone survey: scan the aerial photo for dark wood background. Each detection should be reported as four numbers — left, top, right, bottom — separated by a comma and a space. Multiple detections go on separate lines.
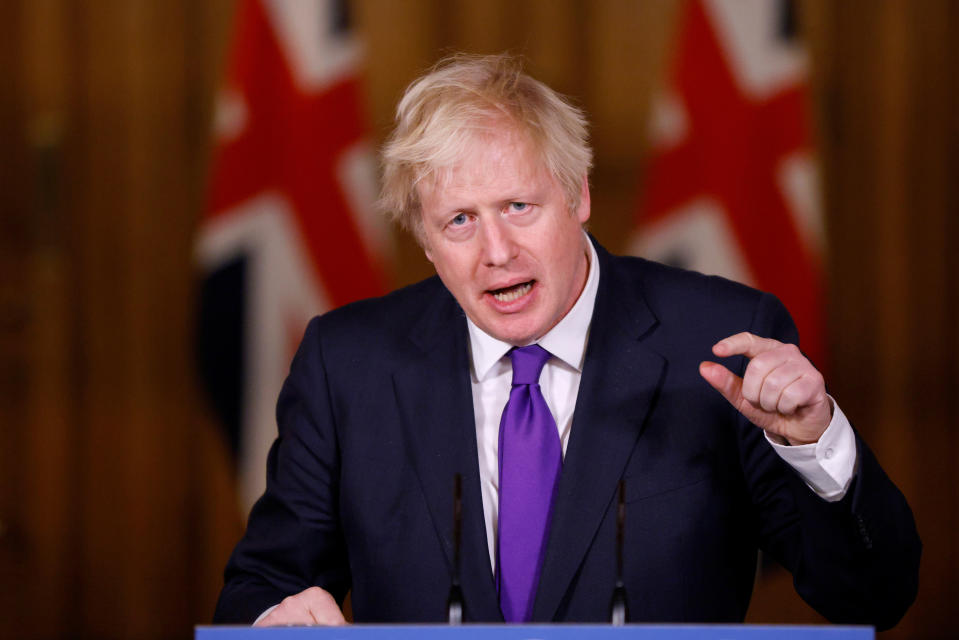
1, 1, 955, 638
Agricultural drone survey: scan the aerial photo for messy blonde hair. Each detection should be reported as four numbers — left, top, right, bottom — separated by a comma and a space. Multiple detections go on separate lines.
379, 53, 593, 243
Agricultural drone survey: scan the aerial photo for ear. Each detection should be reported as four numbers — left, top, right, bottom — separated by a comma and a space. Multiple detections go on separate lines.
576, 174, 591, 224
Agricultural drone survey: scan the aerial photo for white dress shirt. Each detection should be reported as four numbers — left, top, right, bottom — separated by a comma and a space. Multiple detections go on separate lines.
467, 236, 857, 570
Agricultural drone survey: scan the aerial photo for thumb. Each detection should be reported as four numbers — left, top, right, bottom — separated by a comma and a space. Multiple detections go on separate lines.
700, 361, 778, 433
699, 361, 743, 406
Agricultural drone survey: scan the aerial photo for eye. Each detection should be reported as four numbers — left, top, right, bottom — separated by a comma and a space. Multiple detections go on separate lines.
508, 202, 530, 213
449, 212, 469, 226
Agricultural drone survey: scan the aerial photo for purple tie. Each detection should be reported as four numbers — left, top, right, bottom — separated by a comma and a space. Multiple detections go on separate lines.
497, 344, 562, 622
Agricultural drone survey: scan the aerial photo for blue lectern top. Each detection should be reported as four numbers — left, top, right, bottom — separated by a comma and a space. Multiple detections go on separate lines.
196, 624, 873, 640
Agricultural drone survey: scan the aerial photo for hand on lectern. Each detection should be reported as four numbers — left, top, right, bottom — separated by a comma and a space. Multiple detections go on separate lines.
254, 586, 346, 627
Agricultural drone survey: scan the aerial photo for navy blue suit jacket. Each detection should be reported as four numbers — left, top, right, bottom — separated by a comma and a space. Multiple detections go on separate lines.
214, 241, 919, 629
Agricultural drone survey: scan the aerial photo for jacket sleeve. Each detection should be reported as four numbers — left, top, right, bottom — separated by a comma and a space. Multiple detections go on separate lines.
213, 317, 351, 624
738, 293, 920, 631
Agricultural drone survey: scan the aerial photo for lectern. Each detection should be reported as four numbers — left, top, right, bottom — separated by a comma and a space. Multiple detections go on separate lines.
196, 625, 873, 639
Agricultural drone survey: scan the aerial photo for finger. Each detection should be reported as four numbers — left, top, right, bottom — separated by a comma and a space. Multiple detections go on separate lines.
303, 587, 347, 626
757, 361, 805, 413
254, 612, 276, 628
289, 596, 317, 625
712, 332, 783, 359
311, 608, 347, 626
739, 343, 803, 406
701, 361, 777, 431
778, 371, 826, 415
258, 598, 312, 627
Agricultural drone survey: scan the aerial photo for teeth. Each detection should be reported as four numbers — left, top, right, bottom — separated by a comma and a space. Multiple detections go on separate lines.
493, 282, 532, 303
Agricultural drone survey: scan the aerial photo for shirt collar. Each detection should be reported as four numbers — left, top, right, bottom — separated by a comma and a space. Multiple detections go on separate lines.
467, 233, 600, 381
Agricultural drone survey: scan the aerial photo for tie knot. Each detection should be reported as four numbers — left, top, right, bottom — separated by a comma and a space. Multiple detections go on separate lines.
509, 344, 551, 385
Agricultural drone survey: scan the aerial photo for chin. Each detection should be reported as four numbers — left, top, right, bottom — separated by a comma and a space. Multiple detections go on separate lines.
477, 309, 547, 345
489, 325, 539, 346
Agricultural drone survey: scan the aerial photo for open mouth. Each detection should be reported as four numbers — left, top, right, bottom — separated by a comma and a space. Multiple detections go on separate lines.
490, 280, 534, 303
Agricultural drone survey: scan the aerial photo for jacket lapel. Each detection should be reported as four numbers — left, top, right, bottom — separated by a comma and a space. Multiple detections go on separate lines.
391, 289, 503, 622
533, 245, 665, 621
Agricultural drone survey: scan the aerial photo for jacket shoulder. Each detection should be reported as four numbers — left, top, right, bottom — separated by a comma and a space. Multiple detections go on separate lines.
602, 251, 796, 346
608, 253, 769, 312
313, 275, 451, 335
292, 275, 459, 370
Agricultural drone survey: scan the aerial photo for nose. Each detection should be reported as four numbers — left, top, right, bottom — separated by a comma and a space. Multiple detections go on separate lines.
480, 216, 518, 267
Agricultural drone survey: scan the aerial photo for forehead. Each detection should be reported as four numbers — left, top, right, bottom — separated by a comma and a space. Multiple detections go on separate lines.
425, 127, 549, 195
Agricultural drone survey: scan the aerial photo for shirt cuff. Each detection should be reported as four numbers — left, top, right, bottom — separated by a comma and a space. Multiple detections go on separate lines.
765, 396, 857, 502
253, 604, 278, 626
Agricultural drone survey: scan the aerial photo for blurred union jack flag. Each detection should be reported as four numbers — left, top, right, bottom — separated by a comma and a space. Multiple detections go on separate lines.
632, 0, 826, 369
196, 0, 390, 511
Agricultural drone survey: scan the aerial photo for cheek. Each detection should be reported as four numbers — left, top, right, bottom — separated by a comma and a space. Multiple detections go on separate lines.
431, 249, 473, 289
545, 232, 579, 271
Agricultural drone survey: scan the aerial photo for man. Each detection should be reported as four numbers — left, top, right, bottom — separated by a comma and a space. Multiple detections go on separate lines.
214, 54, 919, 628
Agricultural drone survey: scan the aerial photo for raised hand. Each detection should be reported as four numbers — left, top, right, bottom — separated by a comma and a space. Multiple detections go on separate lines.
699, 332, 832, 445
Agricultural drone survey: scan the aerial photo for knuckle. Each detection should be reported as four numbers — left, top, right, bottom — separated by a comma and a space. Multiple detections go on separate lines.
781, 386, 802, 406
760, 334, 776, 346
304, 587, 329, 603
747, 355, 770, 374
803, 371, 820, 387
764, 375, 783, 393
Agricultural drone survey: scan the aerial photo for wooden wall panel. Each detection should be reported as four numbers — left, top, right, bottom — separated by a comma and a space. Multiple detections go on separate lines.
0, 0, 33, 632
814, 3, 958, 637
519, 0, 585, 95
0, 1, 956, 638
581, 0, 679, 252
353, 0, 442, 285
70, 2, 191, 636
4, 0, 81, 637
747, 3, 959, 636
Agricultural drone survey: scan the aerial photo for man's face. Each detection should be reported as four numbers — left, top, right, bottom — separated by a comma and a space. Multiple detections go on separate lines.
418, 127, 590, 345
